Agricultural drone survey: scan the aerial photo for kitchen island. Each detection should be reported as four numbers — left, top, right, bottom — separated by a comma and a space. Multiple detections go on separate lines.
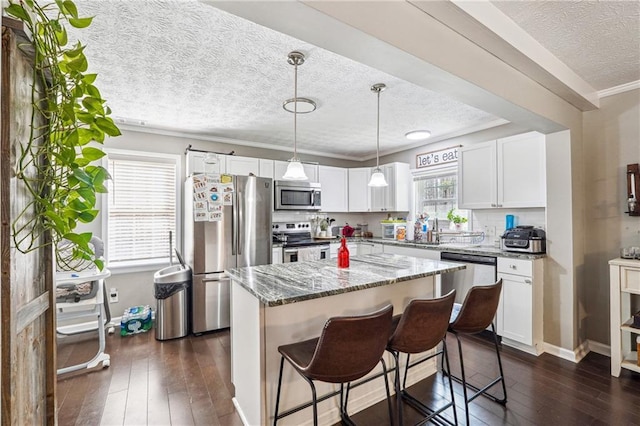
227, 253, 465, 426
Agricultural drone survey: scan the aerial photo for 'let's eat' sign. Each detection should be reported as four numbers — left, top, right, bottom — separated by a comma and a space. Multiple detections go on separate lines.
416, 146, 460, 168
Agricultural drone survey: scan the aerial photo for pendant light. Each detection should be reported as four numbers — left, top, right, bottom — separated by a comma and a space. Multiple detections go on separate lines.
282, 51, 309, 181
368, 83, 388, 187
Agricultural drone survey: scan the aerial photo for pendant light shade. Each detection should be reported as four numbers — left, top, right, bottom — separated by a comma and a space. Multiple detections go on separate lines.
282, 51, 309, 181
368, 83, 388, 187
282, 158, 307, 180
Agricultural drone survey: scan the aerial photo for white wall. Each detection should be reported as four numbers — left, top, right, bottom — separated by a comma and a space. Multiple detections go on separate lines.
582, 89, 640, 346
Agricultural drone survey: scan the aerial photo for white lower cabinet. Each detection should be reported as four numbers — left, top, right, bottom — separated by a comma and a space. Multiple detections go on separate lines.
272, 247, 283, 264
357, 242, 383, 255
382, 244, 440, 260
329, 242, 357, 259
496, 257, 543, 355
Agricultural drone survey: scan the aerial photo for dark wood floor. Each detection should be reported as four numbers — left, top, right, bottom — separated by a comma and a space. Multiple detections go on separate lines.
57, 329, 640, 425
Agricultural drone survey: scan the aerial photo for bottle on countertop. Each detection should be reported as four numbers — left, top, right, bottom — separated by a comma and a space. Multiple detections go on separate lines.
337, 237, 350, 268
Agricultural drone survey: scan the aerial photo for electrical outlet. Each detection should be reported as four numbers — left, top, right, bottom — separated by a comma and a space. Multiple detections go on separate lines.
109, 287, 119, 303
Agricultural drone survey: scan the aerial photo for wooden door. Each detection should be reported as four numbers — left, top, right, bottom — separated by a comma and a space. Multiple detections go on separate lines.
1, 19, 56, 425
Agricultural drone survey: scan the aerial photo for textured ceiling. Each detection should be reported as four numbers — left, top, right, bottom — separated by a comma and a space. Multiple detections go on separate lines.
493, 0, 640, 91
67, 0, 500, 160
67, 1, 639, 160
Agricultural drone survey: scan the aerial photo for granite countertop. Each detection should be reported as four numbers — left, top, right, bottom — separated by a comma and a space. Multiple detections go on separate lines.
227, 253, 466, 307
321, 237, 546, 260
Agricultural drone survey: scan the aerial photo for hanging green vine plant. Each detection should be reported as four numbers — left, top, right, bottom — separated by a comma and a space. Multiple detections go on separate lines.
5, 0, 120, 270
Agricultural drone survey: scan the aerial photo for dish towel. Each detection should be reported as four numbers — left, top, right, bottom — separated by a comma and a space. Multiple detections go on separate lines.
298, 247, 321, 262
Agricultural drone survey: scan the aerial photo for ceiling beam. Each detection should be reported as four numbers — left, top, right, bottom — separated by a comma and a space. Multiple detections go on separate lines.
416, 0, 599, 111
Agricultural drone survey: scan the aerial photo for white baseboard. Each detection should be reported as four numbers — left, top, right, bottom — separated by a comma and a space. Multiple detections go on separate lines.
232, 398, 251, 426
543, 340, 588, 363
543, 339, 611, 363
587, 340, 611, 357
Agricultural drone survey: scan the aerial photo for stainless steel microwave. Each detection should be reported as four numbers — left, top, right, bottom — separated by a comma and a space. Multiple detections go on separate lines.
274, 181, 321, 210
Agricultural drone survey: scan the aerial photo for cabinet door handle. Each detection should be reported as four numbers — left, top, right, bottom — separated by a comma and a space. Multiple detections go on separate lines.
498, 204, 503, 207
509, 264, 517, 269
491, 203, 497, 207
524, 279, 532, 284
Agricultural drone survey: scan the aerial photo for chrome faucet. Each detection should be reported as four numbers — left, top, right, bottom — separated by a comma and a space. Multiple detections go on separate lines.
433, 218, 440, 244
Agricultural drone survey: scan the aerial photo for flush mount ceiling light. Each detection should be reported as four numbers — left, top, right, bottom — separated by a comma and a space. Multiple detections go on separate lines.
405, 130, 432, 140
282, 97, 316, 114
282, 51, 310, 181
368, 83, 388, 187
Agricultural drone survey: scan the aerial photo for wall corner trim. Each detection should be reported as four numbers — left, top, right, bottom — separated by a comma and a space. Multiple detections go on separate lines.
542, 340, 589, 363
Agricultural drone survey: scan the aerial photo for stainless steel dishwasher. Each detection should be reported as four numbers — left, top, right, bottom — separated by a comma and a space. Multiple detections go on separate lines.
440, 252, 497, 304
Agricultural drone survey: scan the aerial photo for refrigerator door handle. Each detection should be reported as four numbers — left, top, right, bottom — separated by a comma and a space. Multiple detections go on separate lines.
231, 191, 237, 255
237, 188, 243, 255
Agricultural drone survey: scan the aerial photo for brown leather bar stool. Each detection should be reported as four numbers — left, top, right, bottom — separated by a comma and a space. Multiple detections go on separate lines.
273, 304, 394, 426
386, 290, 458, 426
445, 280, 507, 425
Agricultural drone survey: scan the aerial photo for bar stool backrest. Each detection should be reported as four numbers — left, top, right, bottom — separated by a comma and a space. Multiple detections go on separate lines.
450, 279, 503, 334
303, 304, 393, 383
388, 290, 456, 354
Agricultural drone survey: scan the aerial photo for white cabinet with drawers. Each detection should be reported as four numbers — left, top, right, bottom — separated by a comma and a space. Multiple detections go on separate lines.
496, 257, 543, 354
609, 258, 640, 377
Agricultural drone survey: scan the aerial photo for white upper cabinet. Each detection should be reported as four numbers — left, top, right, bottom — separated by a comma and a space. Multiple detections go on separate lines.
273, 160, 319, 183
225, 156, 260, 176
258, 159, 274, 179
186, 151, 226, 176
318, 165, 348, 212
348, 167, 371, 212
458, 141, 497, 209
369, 162, 410, 212
458, 132, 545, 209
497, 132, 546, 208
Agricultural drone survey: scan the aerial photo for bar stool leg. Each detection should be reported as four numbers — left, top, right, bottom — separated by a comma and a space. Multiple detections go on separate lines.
454, 333, 471, 426
491, 323, 508, 404
273, 356, 285, 426
340, 382, 357, 426
304, 377, 318, 426
388, 351, 403, 426
442, 341, 458, 425
379, 358, 394, 425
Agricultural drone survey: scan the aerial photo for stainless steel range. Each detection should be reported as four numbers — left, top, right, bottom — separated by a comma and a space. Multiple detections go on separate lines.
272, 222, 330, 263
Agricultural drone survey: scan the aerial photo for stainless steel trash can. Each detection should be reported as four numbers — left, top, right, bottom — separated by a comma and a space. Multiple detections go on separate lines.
154, 264, 191, 340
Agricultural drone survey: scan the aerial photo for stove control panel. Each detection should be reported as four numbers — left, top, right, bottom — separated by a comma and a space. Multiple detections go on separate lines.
273, 222, 311, 233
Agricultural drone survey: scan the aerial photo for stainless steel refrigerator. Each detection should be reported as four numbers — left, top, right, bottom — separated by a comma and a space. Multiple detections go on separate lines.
184, 175, 272, 333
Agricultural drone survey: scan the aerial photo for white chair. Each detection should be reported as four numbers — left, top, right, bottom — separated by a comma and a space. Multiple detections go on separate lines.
56, 237, 112, 375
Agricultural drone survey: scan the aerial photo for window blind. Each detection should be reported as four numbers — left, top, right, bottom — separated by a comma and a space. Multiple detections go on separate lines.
107, 157, 177, 264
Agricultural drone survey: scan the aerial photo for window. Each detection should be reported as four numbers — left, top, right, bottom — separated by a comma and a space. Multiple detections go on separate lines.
104, 150, 180, 269
413, 165, 468, 223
